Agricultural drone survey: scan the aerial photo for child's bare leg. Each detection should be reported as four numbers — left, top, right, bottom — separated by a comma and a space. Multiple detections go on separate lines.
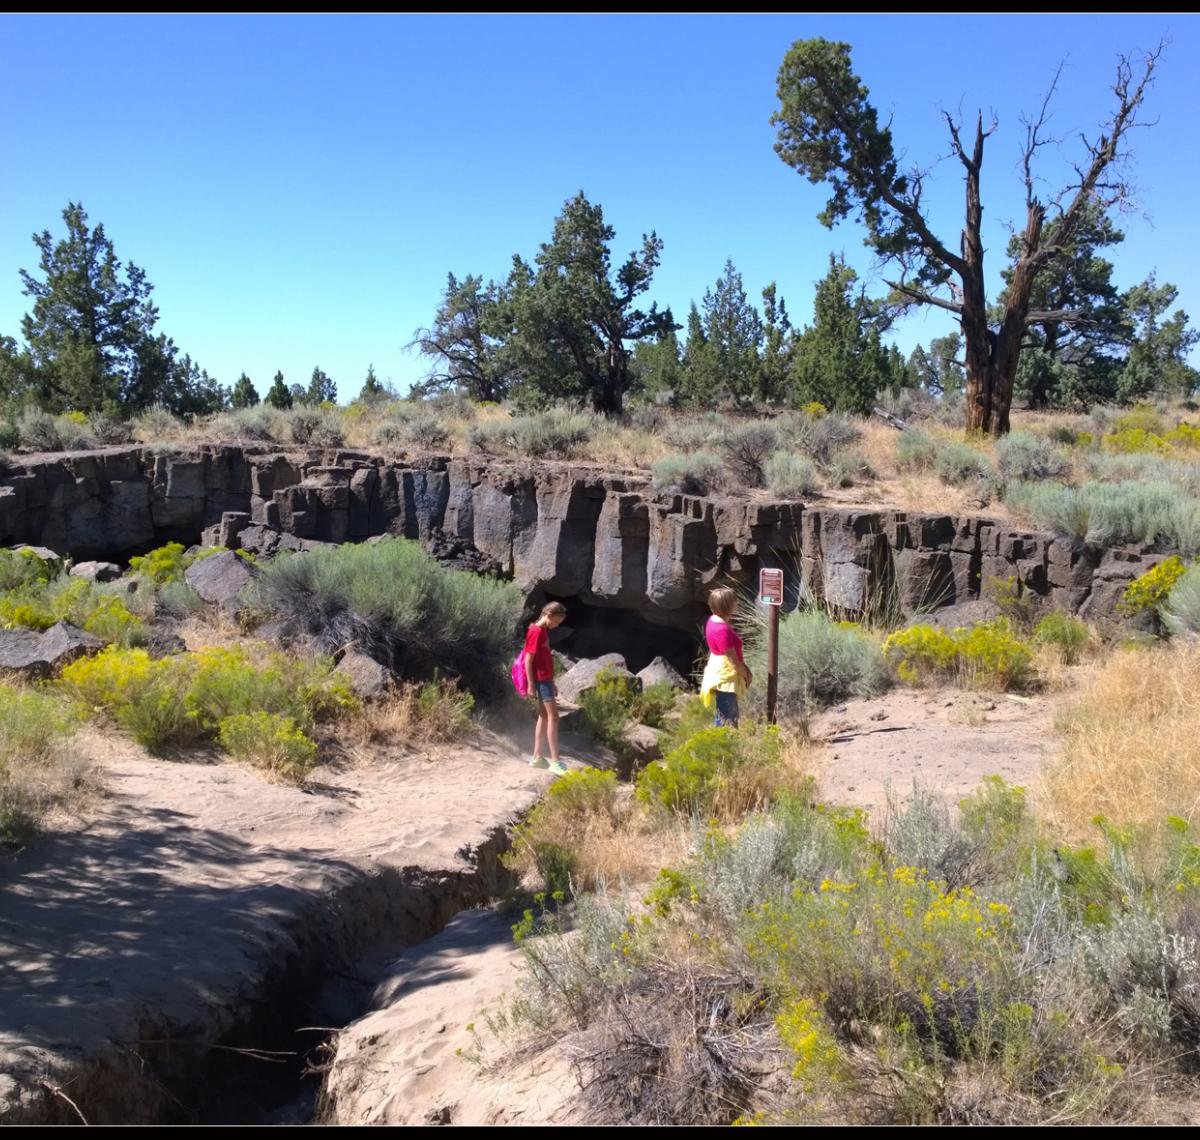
545, 701, 560, 761
533, 704, 547, 758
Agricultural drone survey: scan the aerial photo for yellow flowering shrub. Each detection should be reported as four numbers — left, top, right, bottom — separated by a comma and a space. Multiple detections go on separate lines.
217, 712, 317, 781
1118, 555, 1188, 614
883, 619, 1033, 691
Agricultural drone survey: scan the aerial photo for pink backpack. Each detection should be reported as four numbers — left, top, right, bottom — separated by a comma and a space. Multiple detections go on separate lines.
511, 650, 530, 696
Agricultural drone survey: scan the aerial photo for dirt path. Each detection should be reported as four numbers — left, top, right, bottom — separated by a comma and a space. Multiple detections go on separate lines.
808, 686, 1057, 820
0, 723, 559, 1123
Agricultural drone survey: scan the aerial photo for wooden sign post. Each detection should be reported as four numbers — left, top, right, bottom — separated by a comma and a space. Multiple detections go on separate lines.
759, 568, 783, 724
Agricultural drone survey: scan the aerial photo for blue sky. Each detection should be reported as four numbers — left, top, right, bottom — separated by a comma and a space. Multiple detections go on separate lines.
1, 13, 1196, 402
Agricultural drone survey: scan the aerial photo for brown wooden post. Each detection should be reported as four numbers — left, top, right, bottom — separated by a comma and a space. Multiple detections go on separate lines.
759, 568, 784, 725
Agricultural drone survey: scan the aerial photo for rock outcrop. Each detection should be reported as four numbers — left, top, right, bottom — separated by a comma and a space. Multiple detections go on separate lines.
0, 444, 1173, 635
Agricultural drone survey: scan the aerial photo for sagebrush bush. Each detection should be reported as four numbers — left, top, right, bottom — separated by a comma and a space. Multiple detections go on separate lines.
468, 409, 593, 459
16, 408, 62, 452
934, 441, 993, 486
1163, 564, 1200, 636
790, 411, 861, 465
650, 451, 724, 495
824, 448, 874, 488
895, 426, 939, 470
996, 431, 1072, 482
764, 450, 819, 498
248, 537, 521, 697
720, 423, 780, 488
0, 548, 57, 591
884, 619, 1034, 691
746, 610, 890, 719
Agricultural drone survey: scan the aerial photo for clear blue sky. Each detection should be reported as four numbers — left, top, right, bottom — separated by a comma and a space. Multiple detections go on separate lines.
1, 13, 1196, 402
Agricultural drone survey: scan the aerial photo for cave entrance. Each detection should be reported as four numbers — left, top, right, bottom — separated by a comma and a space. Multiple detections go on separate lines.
541, 595, 705, 680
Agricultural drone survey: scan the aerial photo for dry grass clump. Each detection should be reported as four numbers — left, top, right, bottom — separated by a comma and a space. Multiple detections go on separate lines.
346, 676, 476, 752
1037, 641, 1200, 845
0, 681, 91, 846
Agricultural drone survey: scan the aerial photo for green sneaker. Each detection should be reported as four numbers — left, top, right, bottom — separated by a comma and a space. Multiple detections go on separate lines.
548, 760, 569, 776
528, 755, 550, 769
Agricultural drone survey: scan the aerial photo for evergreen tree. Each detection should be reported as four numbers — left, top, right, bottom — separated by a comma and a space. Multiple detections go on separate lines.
630, 328, 683, 403
358, 363, 386, 403
305, 366, 336, 405
264, 370, 292, 410
18, 202, 161, 412
496, 192, 676, 415
699, 259, 763, 405
789, 254, 890, 414
678, 303, 718, 405
759, 283, 794, 404
409, 274, 512, 402
1119, 274, 1200, 400
231, 372, 259, 408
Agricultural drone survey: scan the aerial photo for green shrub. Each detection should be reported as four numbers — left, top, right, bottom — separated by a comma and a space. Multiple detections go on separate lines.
0, 684, 77, 762
883, 619, 1034, 691
996, 432, 1072, 482
248, 537, 522, 698
747, 610, 890, 718
217, 712, 318, 782
468, 409, 593, 459
633, 681, 676, 730
0, 547, 58, 591
895, 427, 939, 470
1118, 556, 1187, 615
1004, 481, 1091, 540
650, 451, 723, 495
934, 441, 992, 485
1163, 564, 1200, 636
16, 408, 63, 451
156, 580, 207, 619
0, 572, 148, 646
1033, 612, 1090, 664
505, 766, 619, 891
60, 644, 356, 751
764, 450, 819, 498
790, 411, 861, 465
635, 724, 787, 817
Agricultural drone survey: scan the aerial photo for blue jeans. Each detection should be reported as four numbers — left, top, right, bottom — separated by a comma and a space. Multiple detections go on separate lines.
714, 690, 739, 727
535, 680, 557, 702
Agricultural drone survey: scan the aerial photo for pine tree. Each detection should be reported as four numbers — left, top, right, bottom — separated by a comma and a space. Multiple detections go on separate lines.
305, 366, 336, 405
231, 372, 259, 408
264, 370, 292, 410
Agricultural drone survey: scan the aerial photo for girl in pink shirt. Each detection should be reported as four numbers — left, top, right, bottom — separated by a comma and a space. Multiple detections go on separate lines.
702, 587, 752, 726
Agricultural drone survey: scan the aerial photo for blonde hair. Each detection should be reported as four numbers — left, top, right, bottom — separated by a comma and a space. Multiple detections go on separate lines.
707, 587, 737, 619
540, 601, 568, 620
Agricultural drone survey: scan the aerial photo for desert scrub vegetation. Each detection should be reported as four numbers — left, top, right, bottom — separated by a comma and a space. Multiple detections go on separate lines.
1039, 640, 1200, 847
348, 675, 477, 753
744, 608, 891, 718
1163, 562, 1200, 635
502, 767, 1200, 1124
58, 644, 357, 780
0, 548, 148, 646
247, 536, 522, 697
0, 683, 87, 846
576, 667, 676, 759
883, 619, 1035, 692
650, 451, 723, 495
505, 719, 813, 895
128, 540, 223, 585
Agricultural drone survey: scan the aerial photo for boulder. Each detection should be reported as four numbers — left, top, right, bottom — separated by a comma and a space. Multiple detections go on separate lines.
619, 723, 663, 768
556, 654, 640, 704
905, 598, 1002, 631
69, 560, 122, 583
636, 656, 690, 691
12, 545, 64, 571
0, 621, 104, 679
184, 550, 258, 608
335, 650, 392, 699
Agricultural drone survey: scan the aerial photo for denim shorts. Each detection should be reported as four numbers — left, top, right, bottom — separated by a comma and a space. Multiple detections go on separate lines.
714, 690, 739, 727
535, 680, 556, 702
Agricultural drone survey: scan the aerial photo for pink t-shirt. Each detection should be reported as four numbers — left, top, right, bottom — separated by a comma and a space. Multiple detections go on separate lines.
705, 616, 745, 664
